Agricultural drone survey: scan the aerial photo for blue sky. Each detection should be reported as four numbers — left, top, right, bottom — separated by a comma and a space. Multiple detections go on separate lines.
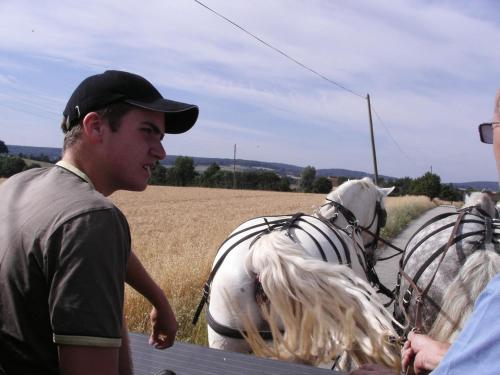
1, 0, 500, 183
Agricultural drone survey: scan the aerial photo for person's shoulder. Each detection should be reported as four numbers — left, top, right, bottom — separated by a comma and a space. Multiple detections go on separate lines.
49, 166, 117, 213
484, 273, 500, 294
18, 166, 119, 225
1, 165, 51, 184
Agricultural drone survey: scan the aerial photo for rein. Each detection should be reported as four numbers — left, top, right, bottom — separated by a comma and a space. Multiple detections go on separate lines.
322, 198, 395, 302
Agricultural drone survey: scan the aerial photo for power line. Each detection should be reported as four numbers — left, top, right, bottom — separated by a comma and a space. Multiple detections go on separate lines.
193, 0, 365, 99
371, 105, 420, 167
194, 0, 415, 173
0, 102, 57, 121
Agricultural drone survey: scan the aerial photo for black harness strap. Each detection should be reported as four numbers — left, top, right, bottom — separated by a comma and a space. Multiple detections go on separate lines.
293, 217, 346, 262
192, 214, 350, 328
192, 218, 289, 325
397, 207, 491, 333
195, 195, 387, 339
205, 308, 275, 340
404, 230, 484, 295
402, 216, 484, 269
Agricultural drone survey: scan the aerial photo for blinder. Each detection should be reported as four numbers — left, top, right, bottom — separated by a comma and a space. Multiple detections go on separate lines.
377, 201, 387, 228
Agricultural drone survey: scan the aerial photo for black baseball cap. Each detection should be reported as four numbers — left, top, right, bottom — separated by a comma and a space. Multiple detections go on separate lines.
63, 70, 199, 134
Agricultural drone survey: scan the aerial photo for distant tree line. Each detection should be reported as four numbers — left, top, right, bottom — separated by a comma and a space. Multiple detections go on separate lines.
377, 172, 463, 201
149, 159, 464, 200
149, 157, 294, 192
300, 166, 463, 201
16, 152, 59, 163
0, 141, 475, 201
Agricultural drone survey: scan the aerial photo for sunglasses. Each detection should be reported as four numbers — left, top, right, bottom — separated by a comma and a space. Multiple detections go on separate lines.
478, 122, 500, 144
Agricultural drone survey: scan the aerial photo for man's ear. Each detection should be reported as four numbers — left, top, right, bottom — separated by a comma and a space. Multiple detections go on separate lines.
81, 112, 106, 143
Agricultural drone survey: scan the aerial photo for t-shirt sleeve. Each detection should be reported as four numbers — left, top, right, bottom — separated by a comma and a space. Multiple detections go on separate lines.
431, 275, 500, 374
45, 208, 131, 347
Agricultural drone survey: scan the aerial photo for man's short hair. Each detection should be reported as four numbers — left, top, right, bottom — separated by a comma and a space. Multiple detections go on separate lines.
61, 102, 135, 152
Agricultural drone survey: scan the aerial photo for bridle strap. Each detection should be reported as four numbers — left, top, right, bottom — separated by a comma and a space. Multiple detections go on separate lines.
420, 210, 467, 306
400, 209, 468, 334
323, 198, 358, 227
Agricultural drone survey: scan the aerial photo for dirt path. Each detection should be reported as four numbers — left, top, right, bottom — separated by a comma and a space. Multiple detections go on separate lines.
373, 205, 456, 306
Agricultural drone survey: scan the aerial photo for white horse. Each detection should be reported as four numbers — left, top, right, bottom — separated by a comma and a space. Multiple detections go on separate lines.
426, 192, 500, 342
395, 191, 500, 339
194, 178, 398, 370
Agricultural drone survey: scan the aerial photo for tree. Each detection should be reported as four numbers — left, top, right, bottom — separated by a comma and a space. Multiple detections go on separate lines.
278, 176, 291, 192
393, 177, 413, 196
0, 140, 8, 154
439, 183, 462, 202
312, 176, 333, 194
0, 155, 26, 177
200, 163, 221, 187
336, 176, 349, 186
410, 172, 441, 199
300, 165, 316, 193
149, 161, 167, 185
165, 156, 197, 186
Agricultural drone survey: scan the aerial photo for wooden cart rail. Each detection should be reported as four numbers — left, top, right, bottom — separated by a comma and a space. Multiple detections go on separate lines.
130, 332, 341, 375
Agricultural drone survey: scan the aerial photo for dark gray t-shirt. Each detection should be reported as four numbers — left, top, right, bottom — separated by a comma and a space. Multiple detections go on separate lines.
0, 166, 131, 374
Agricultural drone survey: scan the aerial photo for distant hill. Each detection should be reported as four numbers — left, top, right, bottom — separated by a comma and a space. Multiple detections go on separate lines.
6, 144, 498, 190
8, 145, 62, 162
451, 181, 499, 191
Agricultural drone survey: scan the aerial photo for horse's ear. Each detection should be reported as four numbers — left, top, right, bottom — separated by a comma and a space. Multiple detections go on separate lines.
378, 186, 395, 197
362, 177, 373, 184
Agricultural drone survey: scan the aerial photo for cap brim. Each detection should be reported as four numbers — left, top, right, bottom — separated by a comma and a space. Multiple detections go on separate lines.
126, 98, 199, 134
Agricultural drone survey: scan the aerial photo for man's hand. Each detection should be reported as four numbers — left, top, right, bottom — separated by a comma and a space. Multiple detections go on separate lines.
149, 303, 178, 349
401, 332, 450, 375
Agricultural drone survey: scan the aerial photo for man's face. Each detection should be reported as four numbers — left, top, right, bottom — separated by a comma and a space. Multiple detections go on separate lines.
101, 108, 166, 194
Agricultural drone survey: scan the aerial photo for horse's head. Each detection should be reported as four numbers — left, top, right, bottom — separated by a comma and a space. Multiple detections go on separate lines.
319, 177, 393, 231
463, 191, 497, 218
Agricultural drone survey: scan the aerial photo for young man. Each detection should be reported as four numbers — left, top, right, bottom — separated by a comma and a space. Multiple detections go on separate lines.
0, 70, 199, 374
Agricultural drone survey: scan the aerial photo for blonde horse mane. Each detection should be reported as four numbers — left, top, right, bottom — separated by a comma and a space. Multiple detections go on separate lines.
429, 250, 500, 342
242, 229, 401, 372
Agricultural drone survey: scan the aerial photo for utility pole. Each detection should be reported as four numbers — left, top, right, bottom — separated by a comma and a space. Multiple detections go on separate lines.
366, 94, 379, 185
233, 144, 237, 189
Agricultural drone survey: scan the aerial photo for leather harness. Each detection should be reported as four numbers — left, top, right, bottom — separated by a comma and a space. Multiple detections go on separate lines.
395, 206, 499, 334
192, 199, 389, 340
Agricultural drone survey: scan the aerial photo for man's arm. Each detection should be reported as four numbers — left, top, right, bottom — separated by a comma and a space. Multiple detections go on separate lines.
126, 251, 178, 348
58, 346, 119, 375
119, 315, 133, 375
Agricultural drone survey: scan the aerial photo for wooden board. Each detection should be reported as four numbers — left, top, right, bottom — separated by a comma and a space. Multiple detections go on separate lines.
130, 333, 342, 375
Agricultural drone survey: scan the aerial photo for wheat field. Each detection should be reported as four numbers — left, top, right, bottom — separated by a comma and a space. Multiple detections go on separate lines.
110, 185, 436, 345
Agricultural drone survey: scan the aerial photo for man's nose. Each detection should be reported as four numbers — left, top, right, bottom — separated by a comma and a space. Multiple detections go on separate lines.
152, 140, 167, 160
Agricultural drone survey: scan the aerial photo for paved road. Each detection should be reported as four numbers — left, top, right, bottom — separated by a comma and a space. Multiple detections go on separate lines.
373, 205, 456, 305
